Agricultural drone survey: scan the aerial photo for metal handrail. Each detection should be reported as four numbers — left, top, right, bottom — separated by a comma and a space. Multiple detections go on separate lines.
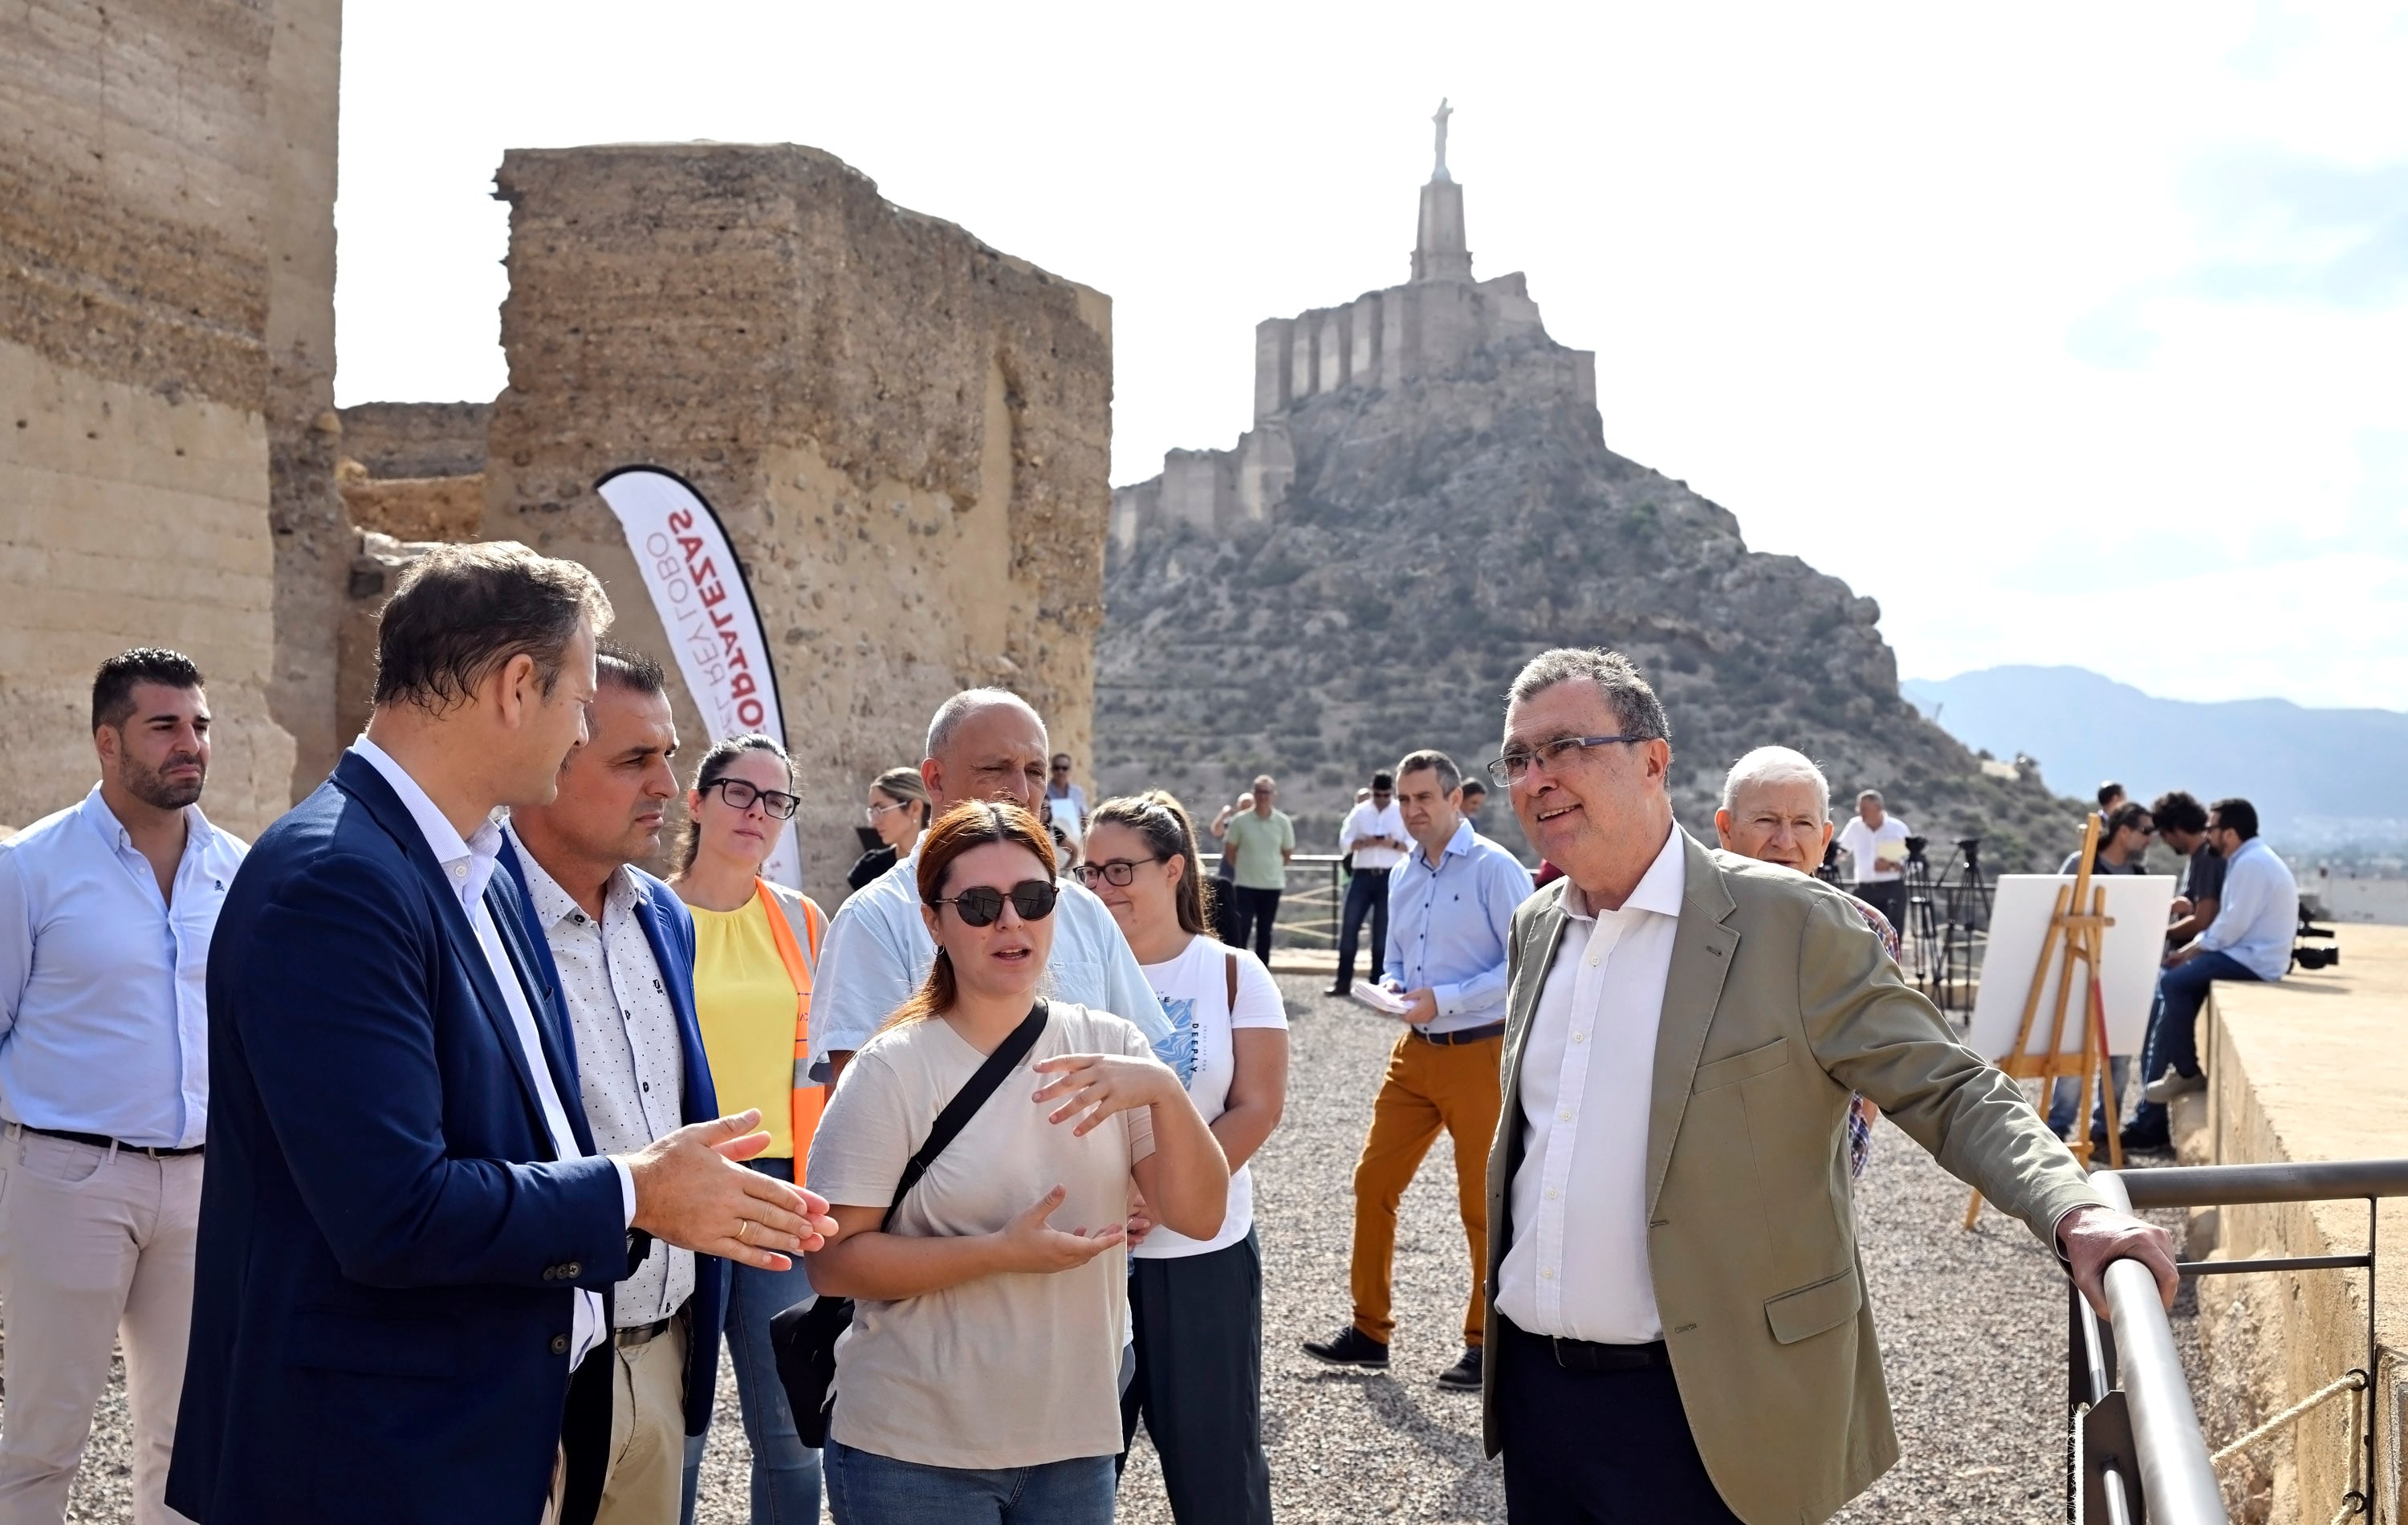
2069, 1157, 2408, 1523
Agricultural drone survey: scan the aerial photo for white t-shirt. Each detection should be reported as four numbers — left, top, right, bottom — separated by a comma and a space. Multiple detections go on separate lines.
1837, 813, 1912, 885
1134, 935, 1287, 1259
1339, 799, 1408, 873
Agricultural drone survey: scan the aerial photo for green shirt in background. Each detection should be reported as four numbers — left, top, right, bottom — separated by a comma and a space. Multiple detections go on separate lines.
1223, 808, 1296, 890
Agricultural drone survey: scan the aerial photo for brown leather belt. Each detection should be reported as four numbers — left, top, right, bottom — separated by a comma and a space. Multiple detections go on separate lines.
614, 1317, 673, 1350
22, 1125, 202, 1158
1411, 1020, 1507, 1047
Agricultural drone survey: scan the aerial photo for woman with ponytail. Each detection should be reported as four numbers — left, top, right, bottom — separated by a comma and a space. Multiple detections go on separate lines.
1082, 791, 1287, 1524
804, 801, 1227, 1524
670, 733, 828, 1522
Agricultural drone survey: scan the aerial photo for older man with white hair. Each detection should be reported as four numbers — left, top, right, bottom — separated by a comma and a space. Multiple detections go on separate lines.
809, 689, 1173, 1088
1712, 746, 1901, 1178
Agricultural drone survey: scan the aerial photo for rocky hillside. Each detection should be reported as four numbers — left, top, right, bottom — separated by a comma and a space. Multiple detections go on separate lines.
1096, 336, 2085, 871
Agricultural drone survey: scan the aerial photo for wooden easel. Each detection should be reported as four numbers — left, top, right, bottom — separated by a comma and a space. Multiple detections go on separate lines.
1965, 815, 2122, 1227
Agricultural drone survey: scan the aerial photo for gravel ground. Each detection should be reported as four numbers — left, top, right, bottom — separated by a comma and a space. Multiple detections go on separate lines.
15, 974, 2196, 1523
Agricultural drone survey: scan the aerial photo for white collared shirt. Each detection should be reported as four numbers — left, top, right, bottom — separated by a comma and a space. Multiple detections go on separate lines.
506, 829, 693, 1327
351, 738, 630, 1367
1337, 799, 1408, 872
0, 786, 246, 1147
1498, 824, 1686, 1343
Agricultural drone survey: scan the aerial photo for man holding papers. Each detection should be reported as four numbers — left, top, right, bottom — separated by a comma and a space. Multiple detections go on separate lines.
1307, 749, 1532, 1393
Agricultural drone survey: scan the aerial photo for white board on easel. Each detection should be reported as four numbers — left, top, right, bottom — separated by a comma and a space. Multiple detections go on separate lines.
1966, 875, 2178, 1060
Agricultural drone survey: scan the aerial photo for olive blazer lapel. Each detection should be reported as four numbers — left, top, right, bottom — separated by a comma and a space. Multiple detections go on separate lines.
1644, 832, 1742, 1217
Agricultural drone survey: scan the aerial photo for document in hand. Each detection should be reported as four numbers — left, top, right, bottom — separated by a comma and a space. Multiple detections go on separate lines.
1350, 981, 1414, 1017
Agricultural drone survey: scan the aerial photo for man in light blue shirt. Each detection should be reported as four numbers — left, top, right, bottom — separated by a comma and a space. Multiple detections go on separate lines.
2144, 797, 2299, 1102
1304, 748, 1532, 1393
811, 689, 1171, 1088
0, 649, 245, 1521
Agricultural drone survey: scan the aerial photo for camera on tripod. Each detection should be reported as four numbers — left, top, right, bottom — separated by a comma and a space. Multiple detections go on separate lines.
1956, 836, 1981, 872
1903, 835, 1928, 863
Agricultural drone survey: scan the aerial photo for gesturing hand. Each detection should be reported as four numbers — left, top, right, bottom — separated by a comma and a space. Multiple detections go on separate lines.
2057, 1205, 2180, 1319
1031, 1053, 1178, 1137
997, 1185, 1126, 1273
625, 1110, 840, 1271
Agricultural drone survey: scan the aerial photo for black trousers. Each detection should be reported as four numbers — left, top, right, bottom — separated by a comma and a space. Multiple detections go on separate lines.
1854, 879, 1906, 933
1333, 871, 1389, 990
1220, 885, 1280, 962
1497, 1320, 1741, 1524
1119, 1233, 1272, 1525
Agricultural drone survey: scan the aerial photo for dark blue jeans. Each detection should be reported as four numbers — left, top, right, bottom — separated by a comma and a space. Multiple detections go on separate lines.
1333, 872, 1389, 990
722, 1157, 821, 1524
825, 1442, 1115, 1525
2154, 950, 2263, 1081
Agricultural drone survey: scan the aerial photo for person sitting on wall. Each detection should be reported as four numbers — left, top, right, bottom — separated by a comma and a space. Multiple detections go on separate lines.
2142, 797, 2298, 1106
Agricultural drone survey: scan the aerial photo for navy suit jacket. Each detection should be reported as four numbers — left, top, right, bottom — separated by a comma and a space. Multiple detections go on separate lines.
496, 836, 728, 1435
168, 753, 637, 1524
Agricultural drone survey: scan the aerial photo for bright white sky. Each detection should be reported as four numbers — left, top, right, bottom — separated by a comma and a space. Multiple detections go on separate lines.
335, 2, 2408, 711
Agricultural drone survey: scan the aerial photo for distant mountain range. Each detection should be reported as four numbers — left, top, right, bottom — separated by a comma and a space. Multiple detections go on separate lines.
1902, 666, 2408, 847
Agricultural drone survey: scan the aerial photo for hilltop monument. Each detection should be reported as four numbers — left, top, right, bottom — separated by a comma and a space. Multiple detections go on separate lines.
1098, 110, 2080, 864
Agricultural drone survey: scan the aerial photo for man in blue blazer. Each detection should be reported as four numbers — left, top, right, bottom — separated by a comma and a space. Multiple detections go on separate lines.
500, 645, 730, 1525
169, 545, 833, 1525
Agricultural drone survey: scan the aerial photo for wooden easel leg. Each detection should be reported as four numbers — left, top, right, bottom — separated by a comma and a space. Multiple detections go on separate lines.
2093, 972, 2125, 1170
1963, 1191, 1984, 1230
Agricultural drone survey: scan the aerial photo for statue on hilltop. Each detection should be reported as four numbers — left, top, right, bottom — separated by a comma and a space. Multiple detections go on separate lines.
1432, 98, 1454, 183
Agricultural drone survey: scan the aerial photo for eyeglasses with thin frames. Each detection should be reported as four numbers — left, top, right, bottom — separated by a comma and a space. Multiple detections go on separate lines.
705, 776, 799, 819
1486, 734, 1652, 785
1074, 856, 1166, 888
865, 799, 915, 825
929, 880, 1058, 927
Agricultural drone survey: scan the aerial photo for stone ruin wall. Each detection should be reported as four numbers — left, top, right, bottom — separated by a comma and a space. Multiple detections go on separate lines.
486, 144, 1114, 905
0, 0, 340, 840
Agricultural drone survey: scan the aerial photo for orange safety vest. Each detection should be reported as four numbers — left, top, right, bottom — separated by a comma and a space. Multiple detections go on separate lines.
757, 880, 827, 1184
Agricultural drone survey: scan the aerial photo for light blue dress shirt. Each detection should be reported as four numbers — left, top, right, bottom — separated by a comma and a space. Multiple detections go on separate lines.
809, 835, 1174, 1081
0, 785, 247, 1148
2196, 837, 2300, 983
1383, 820, 1534, 1035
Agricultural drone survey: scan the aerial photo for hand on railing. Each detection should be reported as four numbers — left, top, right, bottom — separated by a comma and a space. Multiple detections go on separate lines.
2058, 1204, 2180, 1318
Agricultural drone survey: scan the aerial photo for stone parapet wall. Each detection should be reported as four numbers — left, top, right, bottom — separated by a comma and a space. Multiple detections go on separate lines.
2183, 924, 2408, 1523
486, 143, 1112, 904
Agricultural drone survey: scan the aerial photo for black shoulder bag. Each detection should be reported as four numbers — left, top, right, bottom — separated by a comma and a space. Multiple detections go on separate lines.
771, 1000, 1051, 1448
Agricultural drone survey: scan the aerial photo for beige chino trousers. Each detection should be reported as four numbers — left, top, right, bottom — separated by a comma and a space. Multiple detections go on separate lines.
544, 1317, 688, 1525
0, 1128, 201, 1525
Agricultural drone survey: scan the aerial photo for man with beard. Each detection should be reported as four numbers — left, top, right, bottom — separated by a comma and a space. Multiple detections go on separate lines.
0, 649, 248, 1523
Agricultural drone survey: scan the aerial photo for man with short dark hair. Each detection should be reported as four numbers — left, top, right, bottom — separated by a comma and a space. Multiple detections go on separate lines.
1458, 778, 1491, 820
2142, 797, 2298, 1106
2060, 801, 2154, 876
2123, 791, 2222, 1149
1304, 749, 1529, 1393
0, 649, 246, 1522
169, 544, 835, 1524
500, 645, 729, 1525
1329, 771, 1408, 996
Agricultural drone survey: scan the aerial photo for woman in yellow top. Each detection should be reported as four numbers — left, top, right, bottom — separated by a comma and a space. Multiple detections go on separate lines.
671, 733, 827, 1524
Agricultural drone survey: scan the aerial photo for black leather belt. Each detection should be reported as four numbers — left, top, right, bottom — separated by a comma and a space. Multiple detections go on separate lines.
22, 1125, 201, 1158
614, 1317, 673, 1350
1411, 1020, 1507, 1047
1505, 1318, 1670, 1372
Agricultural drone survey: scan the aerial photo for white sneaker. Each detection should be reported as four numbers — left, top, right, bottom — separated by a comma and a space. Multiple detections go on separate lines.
2143, 1072, 2206, 1104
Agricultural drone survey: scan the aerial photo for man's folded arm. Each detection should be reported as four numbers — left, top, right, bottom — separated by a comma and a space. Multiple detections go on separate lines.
234, 854, 631, 1291
1795, 891, 2102, 1243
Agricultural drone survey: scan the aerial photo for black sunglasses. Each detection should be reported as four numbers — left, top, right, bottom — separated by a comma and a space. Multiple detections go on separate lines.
705, 777, 799, 819
930, 880, 1058, 927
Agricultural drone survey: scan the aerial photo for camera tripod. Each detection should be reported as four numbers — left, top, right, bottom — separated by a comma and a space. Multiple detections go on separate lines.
1902, 837, 1989, 1017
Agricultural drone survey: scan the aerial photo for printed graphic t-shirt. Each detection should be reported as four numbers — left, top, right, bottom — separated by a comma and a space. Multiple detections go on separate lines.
1135, 935, 1287, 1259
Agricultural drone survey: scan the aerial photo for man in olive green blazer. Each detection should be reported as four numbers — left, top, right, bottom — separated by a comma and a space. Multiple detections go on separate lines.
1479, 649, 2178, 1525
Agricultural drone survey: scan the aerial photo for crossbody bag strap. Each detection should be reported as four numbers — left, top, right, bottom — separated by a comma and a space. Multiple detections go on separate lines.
881, 1001, 1050, 1233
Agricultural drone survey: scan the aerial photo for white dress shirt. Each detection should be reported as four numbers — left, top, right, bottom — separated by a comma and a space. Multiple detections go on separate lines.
1835, 815, 1910, 885
1498, 824, 1686, 1343
0, 786, 246, 1148
351, 739, 630, 1367
506, 830, 694, 1327
1338, 799, 1408, 873
2196, 837, 2300, 983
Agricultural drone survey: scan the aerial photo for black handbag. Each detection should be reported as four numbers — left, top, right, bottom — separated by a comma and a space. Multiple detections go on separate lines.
771, 1000, 1051, 1448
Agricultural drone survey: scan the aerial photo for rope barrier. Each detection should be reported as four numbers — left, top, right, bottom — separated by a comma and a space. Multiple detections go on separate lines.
2070, 1401, 2089, 1525
2209, 1369, 2367, 1466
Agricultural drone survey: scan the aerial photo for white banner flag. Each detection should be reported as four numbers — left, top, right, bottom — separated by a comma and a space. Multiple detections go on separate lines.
595, 467, 800, 889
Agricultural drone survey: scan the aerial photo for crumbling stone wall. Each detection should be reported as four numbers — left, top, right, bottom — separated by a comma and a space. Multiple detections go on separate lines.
486, 144, 1113, 903
0, 0, 313, 839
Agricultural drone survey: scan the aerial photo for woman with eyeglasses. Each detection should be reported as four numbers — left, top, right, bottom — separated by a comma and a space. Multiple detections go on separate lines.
806, 800, 1227, 1525
669, 733, 828, 1523
850, 766, 931, 893
1080, 792, 1285, 1524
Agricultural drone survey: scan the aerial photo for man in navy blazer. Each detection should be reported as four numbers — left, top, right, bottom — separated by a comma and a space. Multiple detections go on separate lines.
499, 644, 731, 1525
169, 545, 833, 1525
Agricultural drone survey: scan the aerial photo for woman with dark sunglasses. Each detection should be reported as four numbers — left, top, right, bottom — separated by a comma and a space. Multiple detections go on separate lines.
1082, 791, 1285, 1524
806, 801, 1227, 1525
670, 733, 828, 1523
